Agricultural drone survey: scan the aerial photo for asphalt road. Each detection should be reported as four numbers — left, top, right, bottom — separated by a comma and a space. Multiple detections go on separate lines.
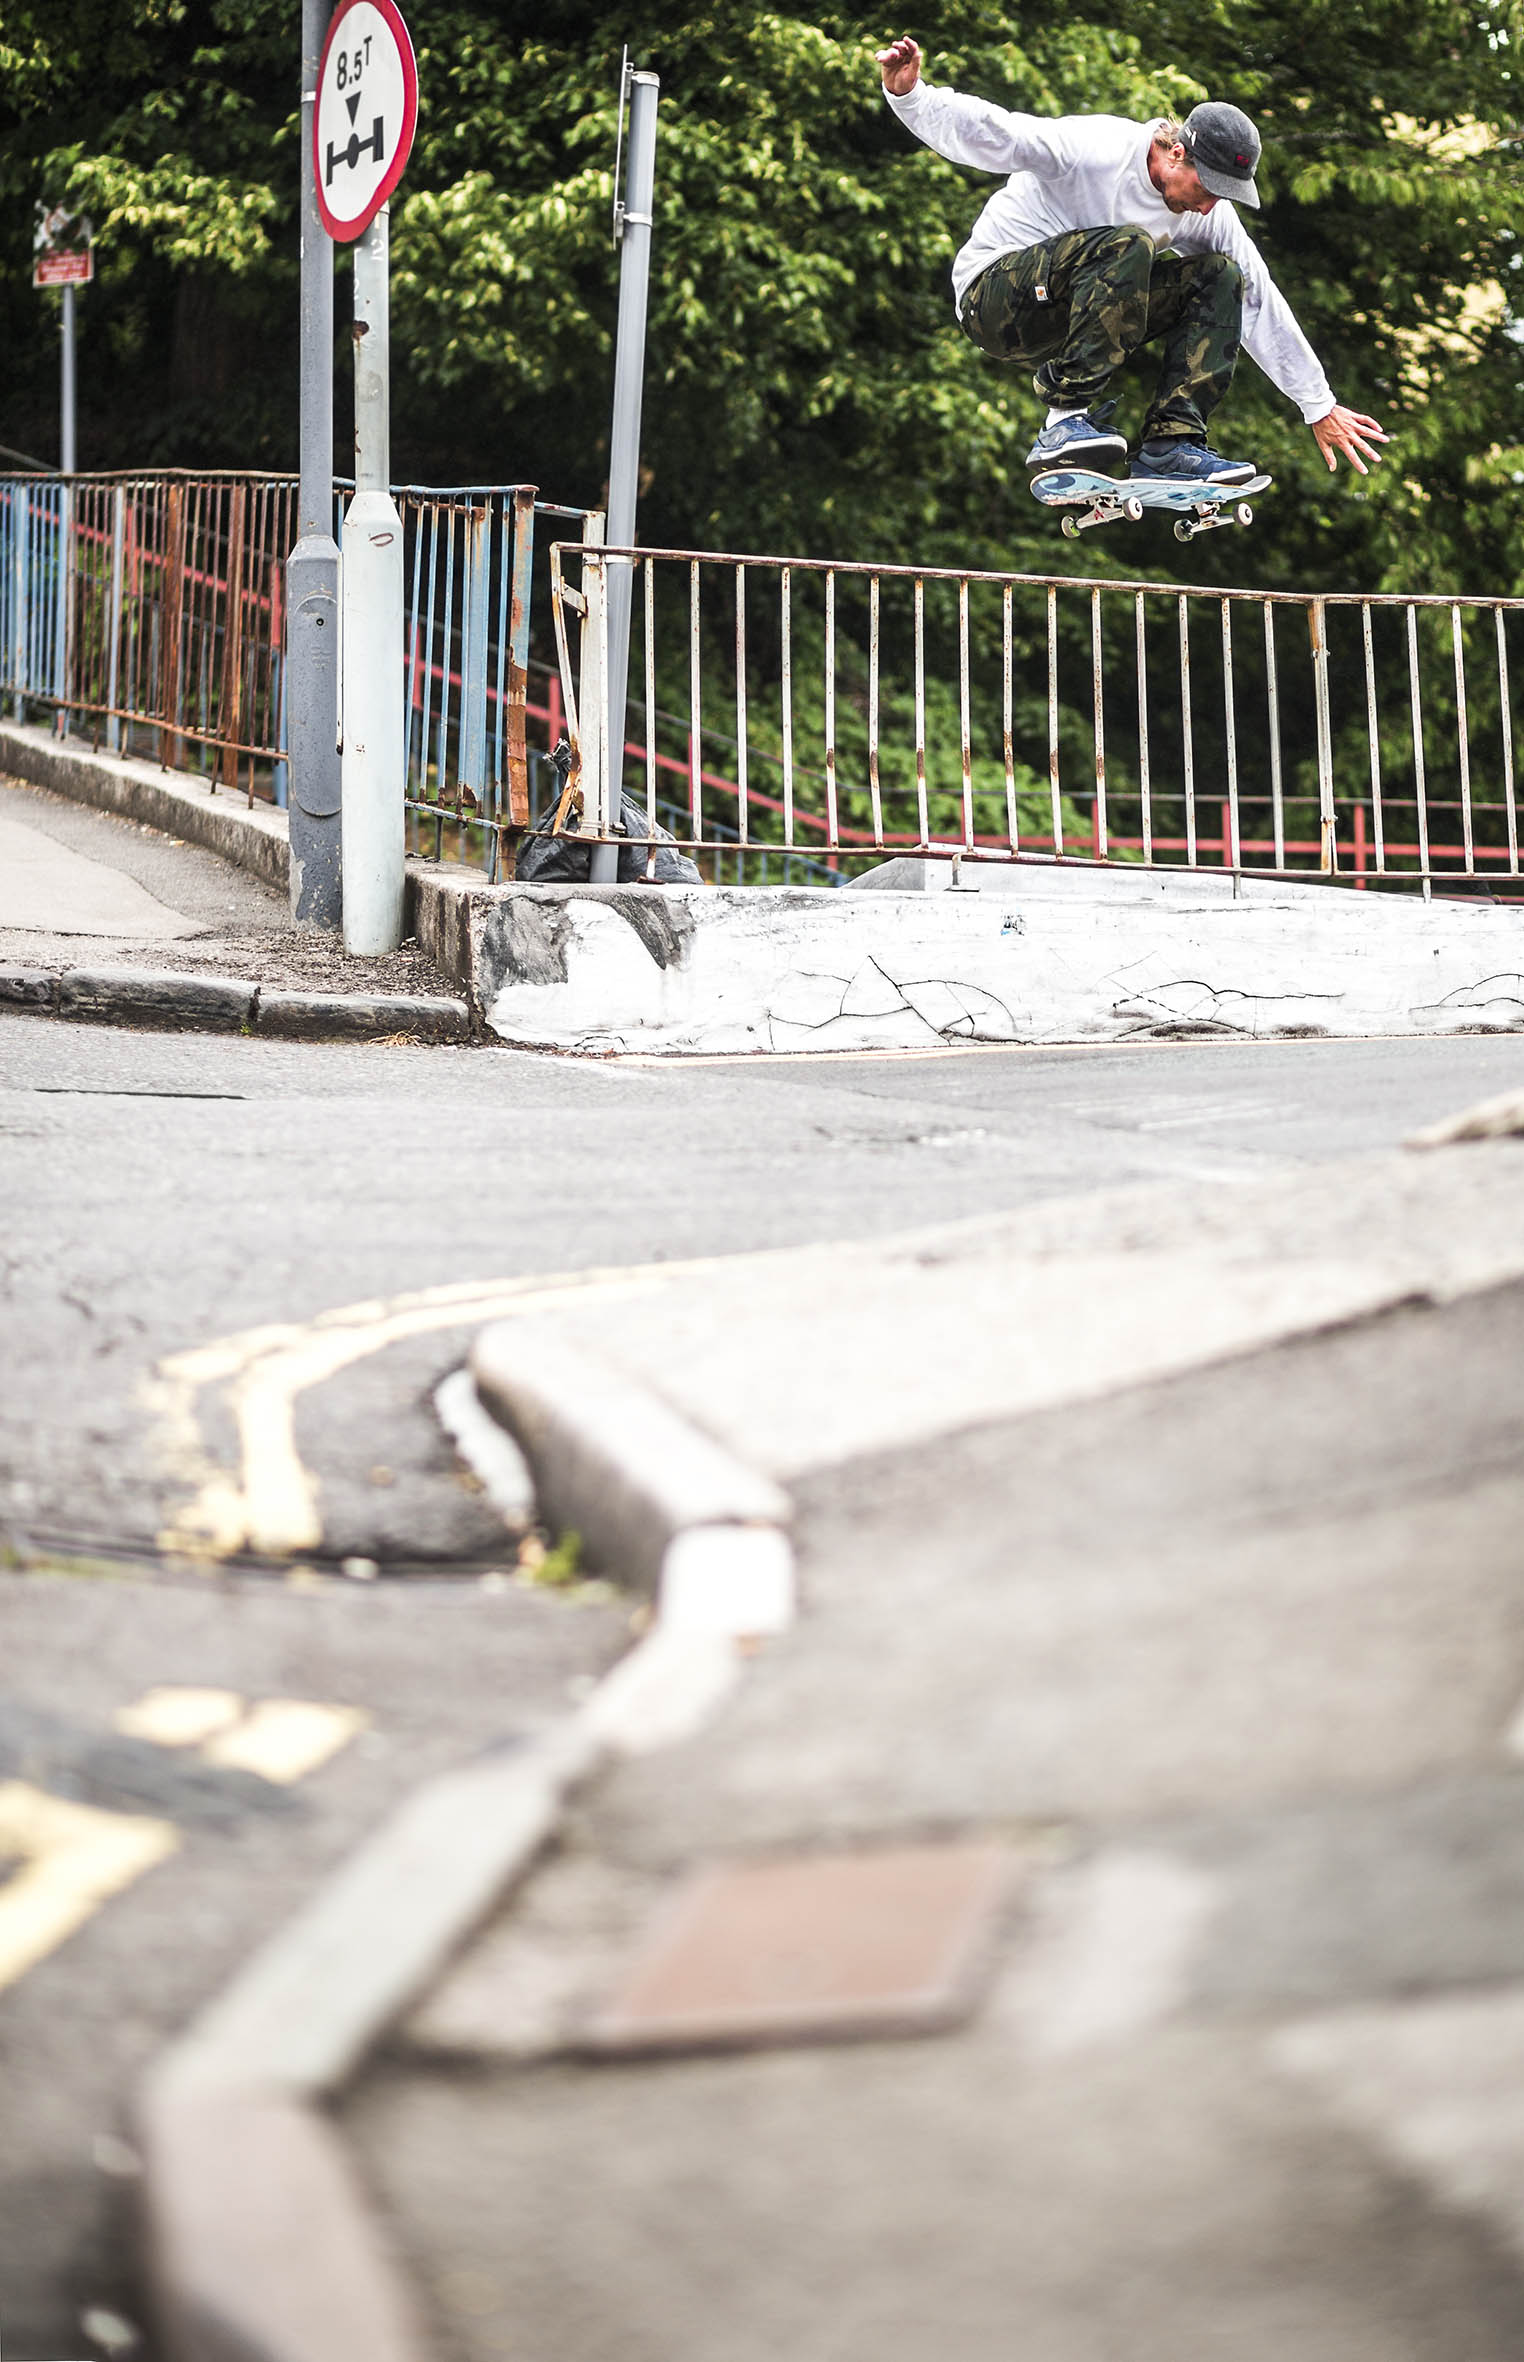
3, 1016, 1523, 2361
4, 1014, 1522, 1569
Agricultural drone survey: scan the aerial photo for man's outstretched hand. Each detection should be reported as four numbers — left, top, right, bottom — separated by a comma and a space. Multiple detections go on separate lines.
877, 35, 921, 94
1312, 406, 1389, 474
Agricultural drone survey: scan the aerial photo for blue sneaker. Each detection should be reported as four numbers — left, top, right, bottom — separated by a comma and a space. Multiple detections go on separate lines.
1135, 436, 1256, 486
1025, 405, 1128, 471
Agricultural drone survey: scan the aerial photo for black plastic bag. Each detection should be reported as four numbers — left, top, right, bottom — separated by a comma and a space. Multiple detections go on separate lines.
516, 737, 704, 885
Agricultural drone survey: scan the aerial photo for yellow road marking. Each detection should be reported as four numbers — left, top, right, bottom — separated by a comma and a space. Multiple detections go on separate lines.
114, 1687, 244, 1746
116, 1686, 371, 1782
0, 1780, 179, 1996
147, 1260, 726, 1562
201, 1699, 370, 1784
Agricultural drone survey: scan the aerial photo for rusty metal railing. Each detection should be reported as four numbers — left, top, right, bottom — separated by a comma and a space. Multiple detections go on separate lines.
551, 540, 1524, 893
0, 472, 595, 861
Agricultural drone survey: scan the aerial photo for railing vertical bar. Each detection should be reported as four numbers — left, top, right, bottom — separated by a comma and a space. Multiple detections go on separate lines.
958, 577, 973, 849
490, 499, 510, 864
504, 486, 536, 833
158, 481, 185, 766
1091, 586, 1107, 858
689, 555, 703, 840
1497, 606, 1518, 874
1047, 584, 1062, 855
825, 568, 840, 849
781, 566, 793, 847
1452, 603, 1474, 873
1311, 596, 1335, 872
647, 555, 661, 840
105, 485, 125, 752
1262, 601, 1284, 871
1132, 594, 1151, 863
1179, 595, 1196, 867
436, 506, 458, 847
403, 498, 426, 801
913, 576, 928, 847
218, 482, 248, 794
1408, 605, 1430, 883
1361, 601, 1384, 873
418, 506, 441, 811
1002, 583, 1017, 850
10, 484, 25, 718
868, 574, 883, 847
733, 562, 746, 845
1221, 597, 1239, 869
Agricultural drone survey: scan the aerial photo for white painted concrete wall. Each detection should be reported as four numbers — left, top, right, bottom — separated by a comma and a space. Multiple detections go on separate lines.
475, 873, 1524, 1056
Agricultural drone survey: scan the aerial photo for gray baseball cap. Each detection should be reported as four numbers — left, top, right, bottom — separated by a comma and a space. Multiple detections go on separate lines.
1181, 102, 1261, 207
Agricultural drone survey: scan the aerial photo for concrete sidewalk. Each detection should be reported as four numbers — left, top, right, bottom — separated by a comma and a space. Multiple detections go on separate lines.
128, 1124, 1524, 2362
353, 1248, 1524, 2362
0, 771, 471, 1039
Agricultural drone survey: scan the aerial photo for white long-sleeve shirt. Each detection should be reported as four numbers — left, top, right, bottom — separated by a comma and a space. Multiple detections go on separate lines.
887, 79, 1335, 424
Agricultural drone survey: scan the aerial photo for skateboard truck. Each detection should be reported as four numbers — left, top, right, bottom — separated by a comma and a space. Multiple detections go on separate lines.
1172, 500, 1257, 543
1059, 493, 1147, 539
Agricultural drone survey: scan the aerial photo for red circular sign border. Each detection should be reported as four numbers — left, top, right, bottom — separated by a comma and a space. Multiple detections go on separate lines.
313, 0, 419, 244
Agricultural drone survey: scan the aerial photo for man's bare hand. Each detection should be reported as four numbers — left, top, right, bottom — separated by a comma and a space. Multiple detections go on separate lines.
1311, 406, 1389, 475
876, 35, 922, 95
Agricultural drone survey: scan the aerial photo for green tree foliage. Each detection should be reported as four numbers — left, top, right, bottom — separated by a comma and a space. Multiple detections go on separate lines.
3, 0, 1523, 594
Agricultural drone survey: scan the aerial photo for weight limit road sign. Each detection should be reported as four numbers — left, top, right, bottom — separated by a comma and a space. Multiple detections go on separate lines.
314, 0, 418, 242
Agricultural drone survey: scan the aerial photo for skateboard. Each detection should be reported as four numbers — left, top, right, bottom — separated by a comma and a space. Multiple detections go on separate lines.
1030, 466, 1273, 542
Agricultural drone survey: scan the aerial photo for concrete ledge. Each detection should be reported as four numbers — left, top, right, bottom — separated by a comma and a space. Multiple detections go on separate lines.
59, 967, 255, 1031
254, 988, 470, 1042
470, 1323, 793, 1594
470, 876, 1524, 1055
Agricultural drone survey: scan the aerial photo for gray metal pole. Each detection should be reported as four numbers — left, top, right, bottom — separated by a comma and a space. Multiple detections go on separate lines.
285, 0, 343, 927
59, 283, 76, 473
591, 66, 659, 884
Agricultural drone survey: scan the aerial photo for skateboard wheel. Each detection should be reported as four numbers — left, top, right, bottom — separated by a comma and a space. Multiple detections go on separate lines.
1123, 496, 1144, 522
1173, 520, 1193, 543
1061, 515, 1080, 539
1236, 503, 1254, 526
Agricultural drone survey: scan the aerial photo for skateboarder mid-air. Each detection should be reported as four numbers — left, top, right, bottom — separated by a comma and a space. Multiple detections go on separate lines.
876, 35, 1387, 490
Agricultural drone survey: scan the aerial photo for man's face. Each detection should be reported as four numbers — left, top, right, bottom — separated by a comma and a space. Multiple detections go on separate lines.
1150, 142, 1218, 214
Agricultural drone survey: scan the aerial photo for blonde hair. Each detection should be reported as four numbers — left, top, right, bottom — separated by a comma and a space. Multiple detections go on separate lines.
1152, 119, 1187, 150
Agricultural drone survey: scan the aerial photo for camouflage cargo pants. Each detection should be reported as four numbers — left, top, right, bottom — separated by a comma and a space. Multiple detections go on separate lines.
961, 224, 1244, 443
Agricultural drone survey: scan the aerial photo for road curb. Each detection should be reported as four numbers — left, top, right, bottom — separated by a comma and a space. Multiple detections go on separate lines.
136, 2084, 427, 2362
59, 967, 256, 1032
254, 988, 471, 1043
134, 1318, 803, 2362
469, 1322, 796, 1623
0, 962, 472, 1044
134, 1627, 742, 2362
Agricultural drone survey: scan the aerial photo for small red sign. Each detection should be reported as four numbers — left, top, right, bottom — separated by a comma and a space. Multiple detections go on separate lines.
34, 249, 93, 288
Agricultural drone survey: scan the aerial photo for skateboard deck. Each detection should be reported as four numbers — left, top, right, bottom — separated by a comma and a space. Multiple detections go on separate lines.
1031, 466, 1273, 541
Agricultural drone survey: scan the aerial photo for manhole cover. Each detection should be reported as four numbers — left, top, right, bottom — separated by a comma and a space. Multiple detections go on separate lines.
583, 1842, 1014, 2055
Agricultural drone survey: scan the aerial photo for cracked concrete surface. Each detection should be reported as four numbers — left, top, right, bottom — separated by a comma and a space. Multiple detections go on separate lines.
475, 875, 1524, 1054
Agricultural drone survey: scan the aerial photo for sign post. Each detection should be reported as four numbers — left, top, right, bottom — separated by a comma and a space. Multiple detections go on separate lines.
316, 0, 417, 955
591, 61, 660, 883
287, 0, 344, 929
33, 207, 93, 473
